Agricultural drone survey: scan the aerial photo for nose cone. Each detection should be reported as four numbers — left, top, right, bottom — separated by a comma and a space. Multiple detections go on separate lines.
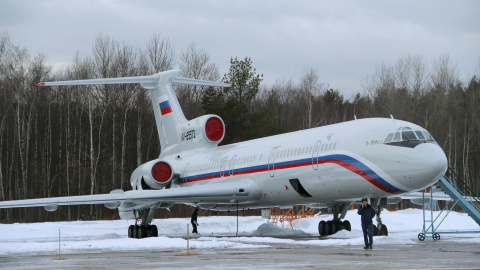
412, 143, 448, 189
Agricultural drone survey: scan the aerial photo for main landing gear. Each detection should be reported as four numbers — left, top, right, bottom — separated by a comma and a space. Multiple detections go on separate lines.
372, 197, 389, 236
318, 203, 352, 236
318, 219, 351, 236
127, 208, 158, 239
317, 198, 390, 237
128, 224, 158, 238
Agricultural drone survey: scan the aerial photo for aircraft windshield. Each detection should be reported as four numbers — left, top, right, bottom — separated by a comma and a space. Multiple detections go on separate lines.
384, 127, 435, 144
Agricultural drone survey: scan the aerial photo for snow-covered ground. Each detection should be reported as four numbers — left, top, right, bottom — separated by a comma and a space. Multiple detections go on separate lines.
0, 209, 479, 256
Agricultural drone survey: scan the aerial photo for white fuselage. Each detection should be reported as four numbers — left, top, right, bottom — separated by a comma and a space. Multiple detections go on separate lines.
139, 118, 447, 209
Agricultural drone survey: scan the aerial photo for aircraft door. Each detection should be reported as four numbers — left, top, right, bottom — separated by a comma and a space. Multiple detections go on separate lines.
182, 163, 191, 186
268, 147, 279, 177
229, 155, 237, 176
312, 140, 321, 170
220, 156, 228, 177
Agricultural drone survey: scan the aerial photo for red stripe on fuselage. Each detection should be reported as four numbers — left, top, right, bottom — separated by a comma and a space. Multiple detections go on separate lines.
181, 158, 398, 194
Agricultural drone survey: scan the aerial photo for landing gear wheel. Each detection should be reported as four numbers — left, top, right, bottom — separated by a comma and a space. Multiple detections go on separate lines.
433, 233, 441, 241
418, 233, 426, 241
326, 221, 333, 235
134, 225, 140, 239
138, 225, 148, 239
373, 224, 378, 236
318, 221, 327, 236
379, 224, 388, 236
331, 221, 338, 234
128, 225, 135, 238
151, 225, 158, 237
342, 220, 351, 231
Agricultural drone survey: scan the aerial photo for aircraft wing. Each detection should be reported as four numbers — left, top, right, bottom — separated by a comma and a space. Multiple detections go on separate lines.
0, 181, 257, 210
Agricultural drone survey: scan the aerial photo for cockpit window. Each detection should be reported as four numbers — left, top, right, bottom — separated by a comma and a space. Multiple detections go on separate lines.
384, 133, 394, 143
415, 131, 425, 140
384, 126, 436, 146
401, 129, 417, 141
393, 132, 401, 142
422, 131, 435, 141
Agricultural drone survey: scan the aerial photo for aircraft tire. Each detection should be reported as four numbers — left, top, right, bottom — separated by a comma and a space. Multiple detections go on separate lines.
134, 225, 140, 239
326, 221, 333, 235
318, 221, 327, 236
139, 225, 148, 239
331, 222, 337, 234
342, 220, 351, 231
128, 225, 135, 238
151, 225, 158, 237
380, 224, 388, 236
373, 224, 378, 236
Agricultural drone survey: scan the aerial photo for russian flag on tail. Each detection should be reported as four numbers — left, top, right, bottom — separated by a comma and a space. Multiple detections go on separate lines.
158, 95, 172, 115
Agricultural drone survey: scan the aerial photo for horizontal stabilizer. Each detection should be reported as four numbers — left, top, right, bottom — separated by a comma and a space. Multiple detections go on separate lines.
171, 77, 231, 88
37, 69, 230, 89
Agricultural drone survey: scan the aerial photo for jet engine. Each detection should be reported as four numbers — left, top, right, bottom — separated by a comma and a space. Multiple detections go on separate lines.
132, 160, 174, 190
180, 114, 225, 147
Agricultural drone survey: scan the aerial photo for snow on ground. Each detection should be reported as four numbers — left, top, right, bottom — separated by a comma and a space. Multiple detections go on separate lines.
0, 209, 478, 256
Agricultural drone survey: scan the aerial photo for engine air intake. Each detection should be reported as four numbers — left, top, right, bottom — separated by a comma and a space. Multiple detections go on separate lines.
152, 161, 173, 183
205, 116, 224, 142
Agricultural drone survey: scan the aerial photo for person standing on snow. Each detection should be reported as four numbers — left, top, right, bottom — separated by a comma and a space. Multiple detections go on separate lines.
358, 198, 375, 249
191, 208, 199, 234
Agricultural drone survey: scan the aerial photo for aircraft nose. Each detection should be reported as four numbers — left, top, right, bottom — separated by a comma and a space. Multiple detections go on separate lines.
414, 143, 448, 187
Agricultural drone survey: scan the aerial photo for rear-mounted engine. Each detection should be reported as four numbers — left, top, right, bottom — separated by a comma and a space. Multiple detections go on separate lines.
133, 160, 174, 190
180, 114, 225, 147
204, 116, 224, 142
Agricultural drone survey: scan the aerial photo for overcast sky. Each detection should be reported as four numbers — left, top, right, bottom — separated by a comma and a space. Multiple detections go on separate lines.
1, 0, 479, 98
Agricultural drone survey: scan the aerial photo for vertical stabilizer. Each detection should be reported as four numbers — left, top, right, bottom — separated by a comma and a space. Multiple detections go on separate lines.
37, 69, 230, 157
141, 70, 188, 155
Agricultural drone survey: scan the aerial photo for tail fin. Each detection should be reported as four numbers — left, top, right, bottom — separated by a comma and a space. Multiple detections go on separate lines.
38, 69, 230, 156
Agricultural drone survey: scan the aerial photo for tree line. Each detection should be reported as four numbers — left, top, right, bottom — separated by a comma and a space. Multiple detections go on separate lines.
0, 32, 479, 223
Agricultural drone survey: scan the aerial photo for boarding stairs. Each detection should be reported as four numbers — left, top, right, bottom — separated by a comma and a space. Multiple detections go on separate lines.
419, 167, 480, 241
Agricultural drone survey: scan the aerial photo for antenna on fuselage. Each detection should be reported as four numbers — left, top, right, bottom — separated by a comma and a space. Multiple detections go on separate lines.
390, 114, 395, 124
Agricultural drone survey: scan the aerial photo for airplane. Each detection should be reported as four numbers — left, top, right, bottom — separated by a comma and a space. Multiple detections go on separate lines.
0, 69, 448, 238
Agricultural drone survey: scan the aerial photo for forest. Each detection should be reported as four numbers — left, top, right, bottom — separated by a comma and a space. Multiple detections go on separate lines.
1, 32, 479, 223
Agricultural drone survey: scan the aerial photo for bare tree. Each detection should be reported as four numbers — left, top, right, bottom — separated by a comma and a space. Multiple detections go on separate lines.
179, 43, 219, 101
146, 33, 175, 73
299, 67, 323, 128
431, 55, 457, 90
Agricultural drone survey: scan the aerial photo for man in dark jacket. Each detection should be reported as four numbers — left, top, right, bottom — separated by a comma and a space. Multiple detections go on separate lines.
191, 208, 199, 234
358, 198, 375, 249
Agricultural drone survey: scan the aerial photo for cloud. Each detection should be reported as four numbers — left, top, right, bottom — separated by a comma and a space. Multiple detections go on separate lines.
2, 0, 479, 98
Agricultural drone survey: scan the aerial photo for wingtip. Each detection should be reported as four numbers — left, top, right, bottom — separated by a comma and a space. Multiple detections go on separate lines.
36, 82, 45, 87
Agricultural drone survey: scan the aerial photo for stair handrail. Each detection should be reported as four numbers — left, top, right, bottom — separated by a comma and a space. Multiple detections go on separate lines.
444, 167, 480, 213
